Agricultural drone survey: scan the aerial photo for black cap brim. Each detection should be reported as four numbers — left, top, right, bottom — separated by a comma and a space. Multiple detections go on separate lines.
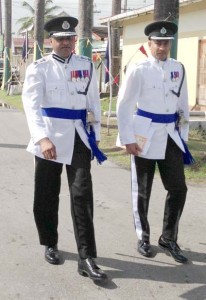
144, 21, 178, 40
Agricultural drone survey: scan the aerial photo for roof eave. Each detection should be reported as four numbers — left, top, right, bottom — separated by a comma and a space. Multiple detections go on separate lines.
99, 5, 154, 26
99, 0, 203, 26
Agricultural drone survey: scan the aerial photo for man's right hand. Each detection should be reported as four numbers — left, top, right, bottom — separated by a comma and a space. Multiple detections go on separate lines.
125, 143, 142, 156
38, 137, 57, 160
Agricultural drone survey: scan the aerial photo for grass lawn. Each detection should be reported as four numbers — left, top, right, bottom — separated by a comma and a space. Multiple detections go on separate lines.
0, 89, 23, 110
1, 90, 206, 184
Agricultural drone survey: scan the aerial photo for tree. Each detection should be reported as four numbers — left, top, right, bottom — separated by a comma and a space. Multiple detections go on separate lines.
154, 0, 179, 59
78, 0, 93, 59
111, 0, 121, 96
33, 0, 45, 60
154, 0, 179, 22
16, 0, 61, 36
2, 0, 12, 90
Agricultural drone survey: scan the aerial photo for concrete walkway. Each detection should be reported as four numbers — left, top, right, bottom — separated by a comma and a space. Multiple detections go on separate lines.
0, 107, 206, 300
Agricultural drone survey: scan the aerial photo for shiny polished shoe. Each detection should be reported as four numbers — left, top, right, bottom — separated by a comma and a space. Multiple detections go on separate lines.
138, 240, 152, 257
45, 245, 60, 265
158, 236, 188, 263
78, 258, 108, 281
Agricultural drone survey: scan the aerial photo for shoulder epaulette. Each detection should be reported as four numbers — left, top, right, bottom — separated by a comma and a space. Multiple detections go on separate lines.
76, 55, 91, 62
33, 57, 48, 65
137, 60, 147, 66
169, 58, 180, 64
135, 59, 149, 68
176, 60, 184, 67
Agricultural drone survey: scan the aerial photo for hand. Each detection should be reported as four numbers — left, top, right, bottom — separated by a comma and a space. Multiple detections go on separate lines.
125, 143, 142, 155
39, 137, 57, 160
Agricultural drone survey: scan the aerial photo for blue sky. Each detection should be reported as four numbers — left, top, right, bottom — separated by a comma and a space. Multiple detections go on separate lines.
4, 0, 154, 35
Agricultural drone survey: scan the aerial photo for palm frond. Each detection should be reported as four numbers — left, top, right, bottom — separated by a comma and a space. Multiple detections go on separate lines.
17, 1, 64, 36
22, 1, 35, 15
45, 0, 55, 4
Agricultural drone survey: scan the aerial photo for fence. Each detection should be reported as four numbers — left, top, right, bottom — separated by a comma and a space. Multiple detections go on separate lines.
11, 53, 113, 95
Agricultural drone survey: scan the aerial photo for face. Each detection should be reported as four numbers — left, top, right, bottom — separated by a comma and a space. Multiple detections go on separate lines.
148, 39, 172, 61
50, 36, 76, 58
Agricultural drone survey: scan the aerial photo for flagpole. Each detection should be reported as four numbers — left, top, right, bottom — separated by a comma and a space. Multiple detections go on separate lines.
107, 19, 112, 135
25, 29, 28, 62
21, 29, 29, 83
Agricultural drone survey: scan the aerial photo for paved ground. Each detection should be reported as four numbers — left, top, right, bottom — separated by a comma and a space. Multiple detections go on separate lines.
0, 107, 206, 300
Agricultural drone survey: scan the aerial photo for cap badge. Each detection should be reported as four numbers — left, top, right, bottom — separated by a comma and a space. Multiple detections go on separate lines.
62, 21, 70, 30
160, 27, 167, 35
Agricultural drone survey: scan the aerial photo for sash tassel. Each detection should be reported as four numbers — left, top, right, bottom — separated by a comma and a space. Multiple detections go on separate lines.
86, 125, 107, 164
181, 138, 195, 165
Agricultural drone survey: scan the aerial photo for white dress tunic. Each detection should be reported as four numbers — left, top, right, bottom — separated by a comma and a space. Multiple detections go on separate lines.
22, 52, 101, 165
116, 56, 189, 159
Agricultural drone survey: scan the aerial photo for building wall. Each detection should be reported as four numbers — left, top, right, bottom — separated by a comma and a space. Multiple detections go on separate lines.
177, 37, 199, 108
120, 2, 206, 108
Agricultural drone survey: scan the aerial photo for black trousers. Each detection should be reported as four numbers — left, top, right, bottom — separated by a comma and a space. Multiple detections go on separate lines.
33, 131, 97, 259
134, 135, 187, 242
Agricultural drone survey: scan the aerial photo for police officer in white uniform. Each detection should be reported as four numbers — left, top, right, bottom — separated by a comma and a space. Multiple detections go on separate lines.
22, 16, 107, 281
117, 21, 192, 263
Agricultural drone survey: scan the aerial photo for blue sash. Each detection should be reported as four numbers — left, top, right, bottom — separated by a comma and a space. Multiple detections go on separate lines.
136, 108, 195, 165
136, 108, 178, 123
41, 107, 107, 164
41, 107, 87, 120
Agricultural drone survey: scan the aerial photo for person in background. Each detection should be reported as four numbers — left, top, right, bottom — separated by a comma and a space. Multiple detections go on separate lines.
22, 16, 107, 281
116, 20, 192, 264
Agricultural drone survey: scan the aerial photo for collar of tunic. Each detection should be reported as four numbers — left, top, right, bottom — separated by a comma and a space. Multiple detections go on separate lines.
52, 52, 73, 64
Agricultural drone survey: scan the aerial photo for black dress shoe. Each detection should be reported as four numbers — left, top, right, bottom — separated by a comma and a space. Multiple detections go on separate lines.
158, 236, 188, 263
78, 258, 108, 281
45, 245, 60, 265
138, 240, 152, 257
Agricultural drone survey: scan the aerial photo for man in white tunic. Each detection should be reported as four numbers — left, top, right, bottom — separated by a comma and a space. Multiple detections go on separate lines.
22, 16, 107, 281
117, 21, 192, 263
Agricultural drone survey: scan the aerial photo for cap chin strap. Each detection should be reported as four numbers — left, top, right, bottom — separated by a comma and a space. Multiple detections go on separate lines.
51, 32, 77, 37
150, 36, 174, 40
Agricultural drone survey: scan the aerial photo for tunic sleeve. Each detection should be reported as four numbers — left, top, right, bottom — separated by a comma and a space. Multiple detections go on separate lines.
116, 65, 142, 145
22, 63, 47, 144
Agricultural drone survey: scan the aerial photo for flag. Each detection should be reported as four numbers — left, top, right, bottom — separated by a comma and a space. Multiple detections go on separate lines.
124, 44, 148, 73
139, 45, 148, 57
113, 74, 119, 85
104, 41, 109, 84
